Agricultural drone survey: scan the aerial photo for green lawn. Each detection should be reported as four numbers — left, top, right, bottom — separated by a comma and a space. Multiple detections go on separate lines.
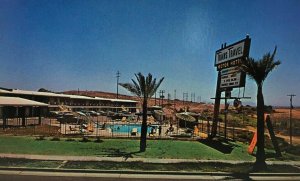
1, 135, 297, 161
1, 136, 299, 173
0, 136, 255, 160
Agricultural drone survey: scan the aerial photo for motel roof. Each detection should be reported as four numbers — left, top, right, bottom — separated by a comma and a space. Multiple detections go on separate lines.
94, 97, 112, 101
0, 89, 69, 98
109, 98, 137, 103
0, 96, 48, 107
63, 94, 95, 100
0, 88, 137, 104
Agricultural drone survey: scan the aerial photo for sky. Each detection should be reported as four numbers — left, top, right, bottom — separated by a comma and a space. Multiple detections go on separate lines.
0, 0, 300, 106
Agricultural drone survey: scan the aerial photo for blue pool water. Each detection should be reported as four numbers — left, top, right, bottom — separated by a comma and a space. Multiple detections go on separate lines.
106, 124, 155, 133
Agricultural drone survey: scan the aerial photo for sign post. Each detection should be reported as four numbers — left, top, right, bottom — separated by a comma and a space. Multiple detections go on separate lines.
211, 71, 221, 137
210, 35, 251, 139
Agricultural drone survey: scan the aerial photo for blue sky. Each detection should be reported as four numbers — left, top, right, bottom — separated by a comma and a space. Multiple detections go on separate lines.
0, 0, 299, 106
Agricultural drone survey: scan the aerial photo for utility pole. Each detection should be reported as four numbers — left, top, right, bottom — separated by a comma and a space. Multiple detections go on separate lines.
162, 90, 165, 106
182, 92, 188, 106
160, 90, 165, 107
287, 94, 296, 146
159, 90, 161, 106
174, 89, 176, 112
191, 93, 195, 102
197, 96, 201, 103
174, 89, 176, 101
186, 93, 188, 103
116, 71, 120, 99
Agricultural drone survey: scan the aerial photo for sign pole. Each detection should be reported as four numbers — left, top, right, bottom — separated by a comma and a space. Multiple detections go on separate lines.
224, 94, 227, 139
224, 89, 231, 140
210, 71, 221, 138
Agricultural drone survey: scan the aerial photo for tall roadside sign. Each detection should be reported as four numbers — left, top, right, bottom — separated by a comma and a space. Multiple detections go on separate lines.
210, 36, 251, 138
215, 37, 251, 89
220, 66, 246, 89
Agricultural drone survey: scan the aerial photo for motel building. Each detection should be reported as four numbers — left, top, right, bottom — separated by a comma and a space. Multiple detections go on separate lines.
0, 87, 138, 129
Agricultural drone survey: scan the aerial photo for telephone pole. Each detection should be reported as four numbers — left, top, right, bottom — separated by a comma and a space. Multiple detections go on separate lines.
287, 94, 296, 146
174, 89, 176, 101
116, 71, 120, 99
191, 93, 195, 102
160, 90, 165, 107
183, 92, 188, 107
174, 90, 176, 112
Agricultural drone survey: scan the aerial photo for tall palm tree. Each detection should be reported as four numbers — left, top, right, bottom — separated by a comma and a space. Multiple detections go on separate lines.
240, 47, 281, 170
120, 72, 164, 152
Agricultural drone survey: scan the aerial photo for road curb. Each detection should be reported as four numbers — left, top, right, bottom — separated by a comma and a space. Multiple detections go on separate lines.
1, 167, 300, 177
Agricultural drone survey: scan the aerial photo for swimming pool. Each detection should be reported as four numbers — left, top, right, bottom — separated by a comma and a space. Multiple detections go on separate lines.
106, 124, 156, 134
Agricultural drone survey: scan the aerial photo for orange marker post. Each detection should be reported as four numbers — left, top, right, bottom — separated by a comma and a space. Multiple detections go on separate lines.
248, 131, 257, 154
248, 114, 269, 154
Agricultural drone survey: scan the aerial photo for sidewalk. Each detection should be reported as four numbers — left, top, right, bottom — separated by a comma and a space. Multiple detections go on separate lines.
1, 153, 300, 166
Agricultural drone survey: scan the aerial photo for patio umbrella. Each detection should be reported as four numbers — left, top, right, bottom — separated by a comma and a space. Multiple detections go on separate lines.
176, 112, 197, 129
175, 112, 196, 122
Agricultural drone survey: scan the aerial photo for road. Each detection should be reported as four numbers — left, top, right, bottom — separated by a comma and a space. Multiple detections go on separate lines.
1, 170, 300, 181
0, 171, 219, 181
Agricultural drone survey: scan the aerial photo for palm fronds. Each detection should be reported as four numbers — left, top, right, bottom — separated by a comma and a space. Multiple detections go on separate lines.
120, 72, 164, 100
240, 46, 281, 86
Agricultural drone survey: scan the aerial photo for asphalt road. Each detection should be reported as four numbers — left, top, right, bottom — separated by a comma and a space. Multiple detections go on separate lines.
1, 170, 300, 181
0, 172, 217, 181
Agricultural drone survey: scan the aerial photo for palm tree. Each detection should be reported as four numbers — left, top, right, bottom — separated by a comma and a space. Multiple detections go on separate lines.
120, 72, 164, 152
240, 47, 281, 170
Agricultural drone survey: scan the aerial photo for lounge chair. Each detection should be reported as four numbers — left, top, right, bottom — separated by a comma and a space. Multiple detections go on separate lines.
121, 117, 127, 122
100, 123, 106, 130
131, 128, 138, 136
